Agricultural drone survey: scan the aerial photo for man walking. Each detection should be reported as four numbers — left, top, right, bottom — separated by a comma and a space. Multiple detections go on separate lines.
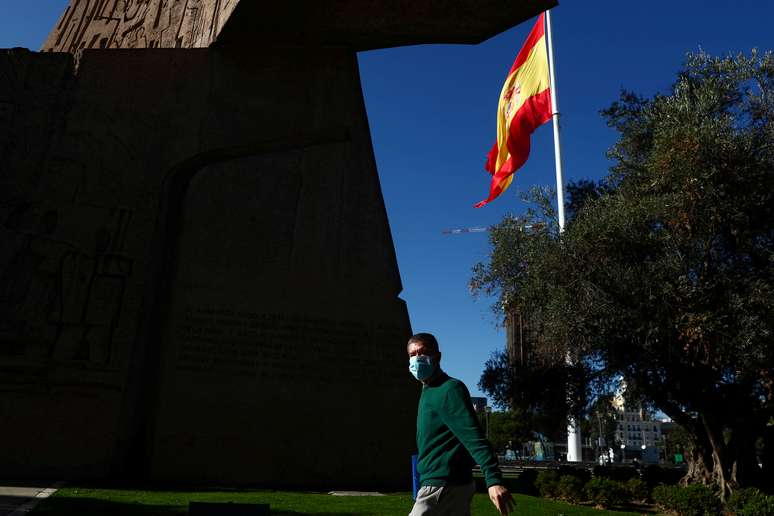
408, 333, 515, 515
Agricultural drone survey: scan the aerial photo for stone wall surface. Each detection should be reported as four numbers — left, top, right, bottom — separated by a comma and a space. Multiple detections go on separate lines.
0, 47, 414, 487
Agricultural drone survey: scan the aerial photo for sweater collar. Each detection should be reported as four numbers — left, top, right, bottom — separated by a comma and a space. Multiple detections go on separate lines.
422, 370, 448, 388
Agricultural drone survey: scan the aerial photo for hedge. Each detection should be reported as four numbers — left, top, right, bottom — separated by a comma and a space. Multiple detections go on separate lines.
727, 488, 774, 516
652, 484, 721, 516
585, 477, 628, 508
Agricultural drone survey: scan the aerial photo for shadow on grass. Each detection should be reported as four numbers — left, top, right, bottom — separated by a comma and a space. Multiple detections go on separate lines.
41, 481, 309, 493
33, 496, 394, 516
33, 496, 181, 516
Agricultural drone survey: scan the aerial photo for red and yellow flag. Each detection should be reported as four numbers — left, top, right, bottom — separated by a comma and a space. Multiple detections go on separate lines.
475, 13, 552, 208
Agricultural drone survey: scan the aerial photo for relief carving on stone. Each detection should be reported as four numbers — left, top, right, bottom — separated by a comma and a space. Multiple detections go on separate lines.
41, 0, 238, 52
0, 200, 133, 364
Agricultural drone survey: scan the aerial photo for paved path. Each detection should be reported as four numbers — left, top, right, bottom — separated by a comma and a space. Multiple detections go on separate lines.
0, 482, 62, 516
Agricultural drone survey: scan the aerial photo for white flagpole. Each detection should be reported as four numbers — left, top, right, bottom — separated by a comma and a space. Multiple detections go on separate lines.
546, 9, 566, 233
545, 8, 582, 463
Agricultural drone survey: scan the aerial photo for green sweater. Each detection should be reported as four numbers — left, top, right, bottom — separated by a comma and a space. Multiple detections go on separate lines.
416, 372, 503, 488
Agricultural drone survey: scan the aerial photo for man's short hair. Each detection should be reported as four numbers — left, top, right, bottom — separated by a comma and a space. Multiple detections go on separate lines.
407, 332, 439, 353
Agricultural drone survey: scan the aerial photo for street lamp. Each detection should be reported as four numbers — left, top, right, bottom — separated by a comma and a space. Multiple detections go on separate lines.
620, 443, 626, 463
485, 406, 492, 439
596, 411, 605, 450
641, 444, 646, 462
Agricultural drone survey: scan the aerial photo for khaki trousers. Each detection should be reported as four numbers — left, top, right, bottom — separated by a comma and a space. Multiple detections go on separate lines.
409, 481, 476, 516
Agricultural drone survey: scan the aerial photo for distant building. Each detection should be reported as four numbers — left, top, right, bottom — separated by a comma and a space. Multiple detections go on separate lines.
659, 419, 676, 439
505, 307, 539, 368
612, 390, 663, 462
470, 397, 488, 413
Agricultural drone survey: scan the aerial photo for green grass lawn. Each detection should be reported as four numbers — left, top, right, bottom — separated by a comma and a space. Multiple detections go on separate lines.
31, 487, 651, 515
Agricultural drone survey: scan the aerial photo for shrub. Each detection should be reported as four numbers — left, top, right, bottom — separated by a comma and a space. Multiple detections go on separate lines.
592, 464, 641, 482
592, 464, 611, 479
626, 477, 649, 502
556, 465, 591, 485
511, 468, 538, 496
609, 466, 640, 483
642, 464, 683, 488
514, 469, 540, 496
652, 484, 721, 516
585, 477, 627, 508
557, 474, 584, 503
534, 470, 560, 499
727, 488, 774, 516
653, 484, 678, 510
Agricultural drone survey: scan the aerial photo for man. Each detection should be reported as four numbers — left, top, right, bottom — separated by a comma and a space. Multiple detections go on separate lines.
408, 332, 515, 516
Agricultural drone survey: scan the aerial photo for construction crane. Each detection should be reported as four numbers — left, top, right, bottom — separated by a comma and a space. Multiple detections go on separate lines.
441, 226, 488, 235
441, 222, 544, 235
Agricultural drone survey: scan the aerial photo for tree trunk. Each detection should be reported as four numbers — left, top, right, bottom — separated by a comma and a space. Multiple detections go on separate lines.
703, 415, 765, 501
702, 416, 734, 502
655, 397, 717, 488
726, 421, 767, 492
679, 413, 765, 503
761, 426, 774, 490
681, 432, 714, 487
656, 393, 763, 500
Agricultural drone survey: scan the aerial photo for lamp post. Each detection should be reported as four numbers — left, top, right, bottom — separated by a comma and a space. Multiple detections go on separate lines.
641, 444, 646, 463
620, 443, 626, 463
596, 411, 605, 451
485, 406, 492, 439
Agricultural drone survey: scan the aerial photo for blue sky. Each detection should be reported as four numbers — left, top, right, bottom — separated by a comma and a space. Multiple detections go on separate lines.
3, 1, 774, 400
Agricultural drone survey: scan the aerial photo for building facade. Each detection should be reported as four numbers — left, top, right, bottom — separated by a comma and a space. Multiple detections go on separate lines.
612, 394, 663, 462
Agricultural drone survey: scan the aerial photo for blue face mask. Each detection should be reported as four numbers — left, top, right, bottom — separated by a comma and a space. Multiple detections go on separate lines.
409, 355, 435, 381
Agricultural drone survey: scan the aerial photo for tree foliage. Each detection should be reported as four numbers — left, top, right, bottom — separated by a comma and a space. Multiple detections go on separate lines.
479, 346, 578, 441
472, 51, 774, 499
483, 409, 533, 452
582, 394, 619, 455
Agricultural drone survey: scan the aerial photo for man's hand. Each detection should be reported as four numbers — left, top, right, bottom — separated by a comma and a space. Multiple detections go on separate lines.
488, 485, 515, 515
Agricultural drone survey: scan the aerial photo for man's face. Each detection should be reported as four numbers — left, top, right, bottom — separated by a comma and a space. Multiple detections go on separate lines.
407, 341, 440, 369
407, 340, 440, 382
407, 340, 435, 360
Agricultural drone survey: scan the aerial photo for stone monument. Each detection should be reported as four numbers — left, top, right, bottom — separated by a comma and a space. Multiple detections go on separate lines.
0, 0, 556, 487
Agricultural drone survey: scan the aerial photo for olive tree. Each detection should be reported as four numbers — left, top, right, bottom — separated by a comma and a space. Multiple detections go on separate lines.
472, 51, 774, 499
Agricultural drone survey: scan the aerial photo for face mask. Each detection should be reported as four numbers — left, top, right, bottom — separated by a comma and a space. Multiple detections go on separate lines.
409, 355, 435, 381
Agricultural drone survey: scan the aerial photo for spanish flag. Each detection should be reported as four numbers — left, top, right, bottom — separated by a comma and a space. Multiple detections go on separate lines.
475, 13, 552, 208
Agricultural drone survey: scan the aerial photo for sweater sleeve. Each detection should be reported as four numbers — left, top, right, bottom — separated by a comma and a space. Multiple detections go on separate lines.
439, 381, 503, 488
